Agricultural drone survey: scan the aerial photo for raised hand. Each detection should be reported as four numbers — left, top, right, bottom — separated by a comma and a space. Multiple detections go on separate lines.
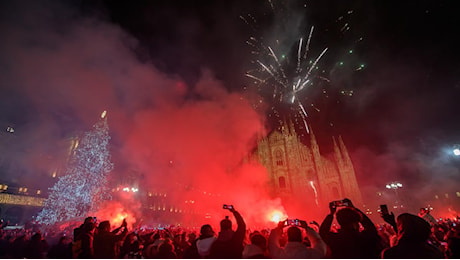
329, 201, 337, 215
343, 198, 354, 208
278, 219, 287, 229
224, 204, 236, 213
299, 220, 308, 229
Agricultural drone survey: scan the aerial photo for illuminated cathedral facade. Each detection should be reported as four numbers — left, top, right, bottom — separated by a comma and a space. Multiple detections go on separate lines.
252, 122, 363, 209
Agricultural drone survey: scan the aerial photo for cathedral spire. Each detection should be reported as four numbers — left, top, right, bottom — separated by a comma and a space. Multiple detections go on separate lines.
336, 135, 363, 207
288, 118, 296, 135
338, 135, 352, 167
333, 136, 344, 168
281, 118, 289, 135
309, 125, 321, 164
309, 125, 318, 149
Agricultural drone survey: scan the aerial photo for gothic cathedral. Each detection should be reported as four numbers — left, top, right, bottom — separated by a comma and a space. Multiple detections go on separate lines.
253, 122, 363, 209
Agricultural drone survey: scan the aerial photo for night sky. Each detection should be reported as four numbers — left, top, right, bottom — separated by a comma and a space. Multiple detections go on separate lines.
1, 0, 459, 217
91, 0, 460, 151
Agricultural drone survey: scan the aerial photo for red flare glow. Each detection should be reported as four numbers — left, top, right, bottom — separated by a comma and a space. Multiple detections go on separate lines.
268, 209, 287, 223
95, 201, 137, 230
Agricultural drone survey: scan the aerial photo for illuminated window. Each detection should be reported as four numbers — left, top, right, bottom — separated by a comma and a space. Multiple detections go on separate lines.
456, 192, 460, 198
435, 195, 439, 199
445, 193, 449, 199
37, 190, 41, 195
52, 171, 57, 178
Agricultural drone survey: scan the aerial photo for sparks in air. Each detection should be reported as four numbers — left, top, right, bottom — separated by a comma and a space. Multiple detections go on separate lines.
245, 25, 330, 133
242, 1, 363, 134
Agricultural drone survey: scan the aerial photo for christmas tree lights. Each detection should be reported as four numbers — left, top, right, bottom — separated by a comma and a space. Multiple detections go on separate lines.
36, 115, 113, 225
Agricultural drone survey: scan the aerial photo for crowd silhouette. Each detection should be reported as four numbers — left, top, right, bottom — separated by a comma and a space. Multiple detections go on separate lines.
0, 199, 459, 258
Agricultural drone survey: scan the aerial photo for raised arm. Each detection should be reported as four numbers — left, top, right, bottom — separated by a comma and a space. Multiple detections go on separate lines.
226, 205, 246, 244
319, 201, 336, 244
343, 198, 378, 235
300, 220, 327, 257
381, 212, 398, 234
268, 221, 285, 259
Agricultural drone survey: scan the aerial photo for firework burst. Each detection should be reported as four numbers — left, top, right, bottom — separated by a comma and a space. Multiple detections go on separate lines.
242, 0, 363, 135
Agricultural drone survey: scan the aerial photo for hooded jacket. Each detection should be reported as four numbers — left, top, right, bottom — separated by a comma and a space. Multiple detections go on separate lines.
196, 237, 216, 257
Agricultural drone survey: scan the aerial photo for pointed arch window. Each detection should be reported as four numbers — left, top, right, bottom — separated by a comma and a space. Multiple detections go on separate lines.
279, 176, 286, 189
275, 149, 284, 166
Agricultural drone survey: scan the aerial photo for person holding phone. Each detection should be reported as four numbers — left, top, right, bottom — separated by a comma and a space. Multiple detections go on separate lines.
319, 198, 382, 258
380, 204, 398, 234
209, 204, 246, 258
93, 219, 128, 258
381, 213, 444, 258
268, 219, 326, 258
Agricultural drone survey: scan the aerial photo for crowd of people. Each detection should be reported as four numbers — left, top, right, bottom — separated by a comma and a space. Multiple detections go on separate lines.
0, 199, 459, 258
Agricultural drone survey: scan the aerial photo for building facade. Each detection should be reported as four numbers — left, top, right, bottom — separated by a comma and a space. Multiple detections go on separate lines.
252, 122, 363, 209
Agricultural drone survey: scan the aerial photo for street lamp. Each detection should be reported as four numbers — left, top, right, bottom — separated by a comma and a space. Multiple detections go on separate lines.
386, 182, 403, 189
453, 148, 460, 156
452, 144, 460, 156
386, 181, 403, 206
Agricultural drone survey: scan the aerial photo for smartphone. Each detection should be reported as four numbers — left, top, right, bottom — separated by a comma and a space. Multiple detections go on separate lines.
380, 204, 389, 215
223, 204, 233, 210
334, 200, 349, 207
285, 219, 299, 226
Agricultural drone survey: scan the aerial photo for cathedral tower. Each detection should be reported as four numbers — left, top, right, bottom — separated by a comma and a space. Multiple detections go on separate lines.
253, 124, 363, 209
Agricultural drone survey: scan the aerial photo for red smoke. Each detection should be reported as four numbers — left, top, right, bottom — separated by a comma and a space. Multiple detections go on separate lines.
95, 201, 137, 230
1, 2, 299, 229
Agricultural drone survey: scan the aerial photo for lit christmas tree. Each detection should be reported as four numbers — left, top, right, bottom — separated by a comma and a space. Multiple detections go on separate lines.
36, 111, 113, 225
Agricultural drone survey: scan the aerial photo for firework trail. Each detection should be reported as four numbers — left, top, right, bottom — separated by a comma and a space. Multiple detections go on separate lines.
242, 0, 362, 134
310, 181, 319, 206
242, 3, 331, 134
245, 23, 329, 133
